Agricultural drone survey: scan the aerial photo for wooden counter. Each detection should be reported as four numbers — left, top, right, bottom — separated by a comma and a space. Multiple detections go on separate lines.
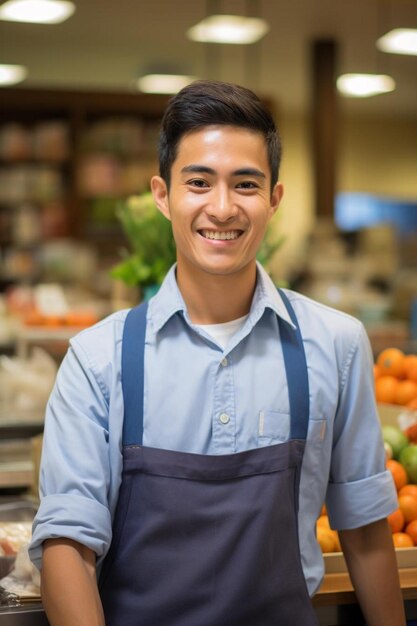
313, 568, 417, 624
2, 571, 417, 625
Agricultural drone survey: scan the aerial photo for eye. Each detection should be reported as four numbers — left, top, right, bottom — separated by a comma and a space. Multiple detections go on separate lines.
236, 181, 259, 190
187, 178, 209, 188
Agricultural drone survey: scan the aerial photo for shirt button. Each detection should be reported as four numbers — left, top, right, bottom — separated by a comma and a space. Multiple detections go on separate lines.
221, 357, 228, 367
219, 413, 230, 425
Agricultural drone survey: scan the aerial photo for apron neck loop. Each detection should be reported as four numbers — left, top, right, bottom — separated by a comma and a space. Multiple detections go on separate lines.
278, 289, 310, 440
122, 301, 148, 446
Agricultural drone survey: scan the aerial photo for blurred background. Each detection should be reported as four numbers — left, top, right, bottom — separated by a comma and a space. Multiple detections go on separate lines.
0, 0, 416, 320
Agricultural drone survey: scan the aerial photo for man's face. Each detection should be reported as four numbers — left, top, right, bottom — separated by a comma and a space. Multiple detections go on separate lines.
151, 125, 283, 281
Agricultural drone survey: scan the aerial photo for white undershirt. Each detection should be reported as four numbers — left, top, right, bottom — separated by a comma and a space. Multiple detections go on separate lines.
195, 314, 249, 350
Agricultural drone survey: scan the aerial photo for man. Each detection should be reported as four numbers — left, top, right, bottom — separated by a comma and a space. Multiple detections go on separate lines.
30, 80, 405, 625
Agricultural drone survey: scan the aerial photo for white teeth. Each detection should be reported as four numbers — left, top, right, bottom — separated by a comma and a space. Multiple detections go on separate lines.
201, 230, 241, 240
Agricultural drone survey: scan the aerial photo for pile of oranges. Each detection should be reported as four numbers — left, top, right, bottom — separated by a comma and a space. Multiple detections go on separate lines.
386, 459, 417, 548
316, 460, 417, 553
374, 348, 417, 408
316, 346, 417, 555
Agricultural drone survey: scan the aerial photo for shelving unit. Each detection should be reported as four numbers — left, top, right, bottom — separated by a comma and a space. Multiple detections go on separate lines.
0, 88, 170, 289
0, 121, 70, 288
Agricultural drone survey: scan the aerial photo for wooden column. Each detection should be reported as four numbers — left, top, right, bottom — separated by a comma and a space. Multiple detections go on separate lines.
311, 40, 339, 217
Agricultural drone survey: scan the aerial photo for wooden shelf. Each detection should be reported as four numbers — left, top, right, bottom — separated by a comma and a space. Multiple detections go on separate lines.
0, 87, 170, 287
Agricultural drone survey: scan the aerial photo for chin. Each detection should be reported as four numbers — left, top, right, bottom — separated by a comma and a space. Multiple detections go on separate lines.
193, 259, 253, 278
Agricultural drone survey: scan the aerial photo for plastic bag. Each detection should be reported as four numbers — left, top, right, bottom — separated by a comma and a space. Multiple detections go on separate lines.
0, 348, 57, 416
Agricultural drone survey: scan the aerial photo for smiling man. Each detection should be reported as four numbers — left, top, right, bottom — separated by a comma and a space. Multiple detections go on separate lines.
30, 81, 405, 626
151, 123, 282, 324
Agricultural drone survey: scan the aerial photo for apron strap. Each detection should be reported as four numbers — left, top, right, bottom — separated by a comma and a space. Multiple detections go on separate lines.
122, 301, 148, 446
277, 289, 310, 441
121, 290, 309, 446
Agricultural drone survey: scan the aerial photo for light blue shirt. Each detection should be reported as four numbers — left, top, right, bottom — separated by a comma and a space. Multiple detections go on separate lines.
29, 263, 397, 595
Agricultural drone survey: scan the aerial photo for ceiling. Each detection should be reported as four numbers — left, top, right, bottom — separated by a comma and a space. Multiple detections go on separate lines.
1, 0, 417, 117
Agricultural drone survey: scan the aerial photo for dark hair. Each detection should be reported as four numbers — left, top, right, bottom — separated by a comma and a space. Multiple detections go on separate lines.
158, 80, 281, 193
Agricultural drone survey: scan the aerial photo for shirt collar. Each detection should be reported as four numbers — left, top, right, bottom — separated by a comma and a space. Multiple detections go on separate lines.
148, 261, 296, 334
250, 262, 296, 329
147, 264, 185, 332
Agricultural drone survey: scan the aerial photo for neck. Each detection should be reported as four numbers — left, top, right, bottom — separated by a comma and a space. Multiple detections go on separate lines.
176, 260, 257, 324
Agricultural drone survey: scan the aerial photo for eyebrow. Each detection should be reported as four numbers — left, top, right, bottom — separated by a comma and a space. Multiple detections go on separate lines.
181, 165, 266, 179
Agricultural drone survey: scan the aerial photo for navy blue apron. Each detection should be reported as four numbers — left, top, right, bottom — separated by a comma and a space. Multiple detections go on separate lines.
99, 292, 319, 626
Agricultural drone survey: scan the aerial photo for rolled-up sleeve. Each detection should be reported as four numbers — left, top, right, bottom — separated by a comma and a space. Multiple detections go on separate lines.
29, 342, 113, 570
326, 324, 397, 529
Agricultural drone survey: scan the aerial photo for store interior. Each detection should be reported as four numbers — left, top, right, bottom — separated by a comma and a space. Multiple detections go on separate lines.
0, 0, 417, 622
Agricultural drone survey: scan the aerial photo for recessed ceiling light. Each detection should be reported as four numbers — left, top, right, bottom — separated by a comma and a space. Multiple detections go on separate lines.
137, 74, 198, 94
0, 64, 27, 85
187, 15, 269, 45
0, 0, 75, 24
377, 29, 417, 56
336, 73, 396, 98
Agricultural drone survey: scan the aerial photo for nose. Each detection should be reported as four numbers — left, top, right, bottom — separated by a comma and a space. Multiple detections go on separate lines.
207, 185, 238, 222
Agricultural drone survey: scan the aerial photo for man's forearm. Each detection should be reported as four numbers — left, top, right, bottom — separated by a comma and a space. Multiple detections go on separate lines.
339, 518, 406, 626
41, 538, 105, 626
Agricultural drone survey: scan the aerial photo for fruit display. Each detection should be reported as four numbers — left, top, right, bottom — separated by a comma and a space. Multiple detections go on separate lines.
317, 420, 417, 554
374, 348, 417, 408
372, 423, 417, 550
23, 309, 98, 328
385, 450, 417, 548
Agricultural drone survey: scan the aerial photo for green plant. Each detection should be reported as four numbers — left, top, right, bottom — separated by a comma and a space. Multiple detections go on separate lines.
111, 192, 176, 288
111, 192, 284, 288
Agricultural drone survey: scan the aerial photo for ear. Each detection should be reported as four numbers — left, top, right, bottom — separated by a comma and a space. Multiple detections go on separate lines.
151, 176, 171, 221
269, 182, 284, 218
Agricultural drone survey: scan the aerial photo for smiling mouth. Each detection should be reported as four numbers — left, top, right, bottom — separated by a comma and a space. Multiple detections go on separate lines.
199, 229, 243, 241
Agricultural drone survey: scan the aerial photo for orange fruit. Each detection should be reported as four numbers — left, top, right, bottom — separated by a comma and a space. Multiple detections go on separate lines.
392, 532, 414, 548
386, 459, 408, 491
316, 515, 331, 529
316, 526, 338, 553
377, 348, 406, 379
406, 363, 417, 385
405, 519, 417, 544
398, 494, 417, 523
374, 364, 382, 380
375, 376, 399, 404
395, 380, 417, 406
399, 484, 417, 500
407, 398, 417, 411
387, 507, 405, 533
404, 355, 417, 380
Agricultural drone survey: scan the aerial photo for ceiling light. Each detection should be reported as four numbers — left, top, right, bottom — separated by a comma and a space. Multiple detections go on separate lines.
336, 73, 396, 98
377, 29, 417, 56
0, 64, 27, 85
187, 15, 269, 45
137, 74, 198, 94
0, 0, 75, 24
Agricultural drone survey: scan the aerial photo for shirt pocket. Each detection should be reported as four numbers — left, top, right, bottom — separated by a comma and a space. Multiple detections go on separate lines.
258, 410, 290, 446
